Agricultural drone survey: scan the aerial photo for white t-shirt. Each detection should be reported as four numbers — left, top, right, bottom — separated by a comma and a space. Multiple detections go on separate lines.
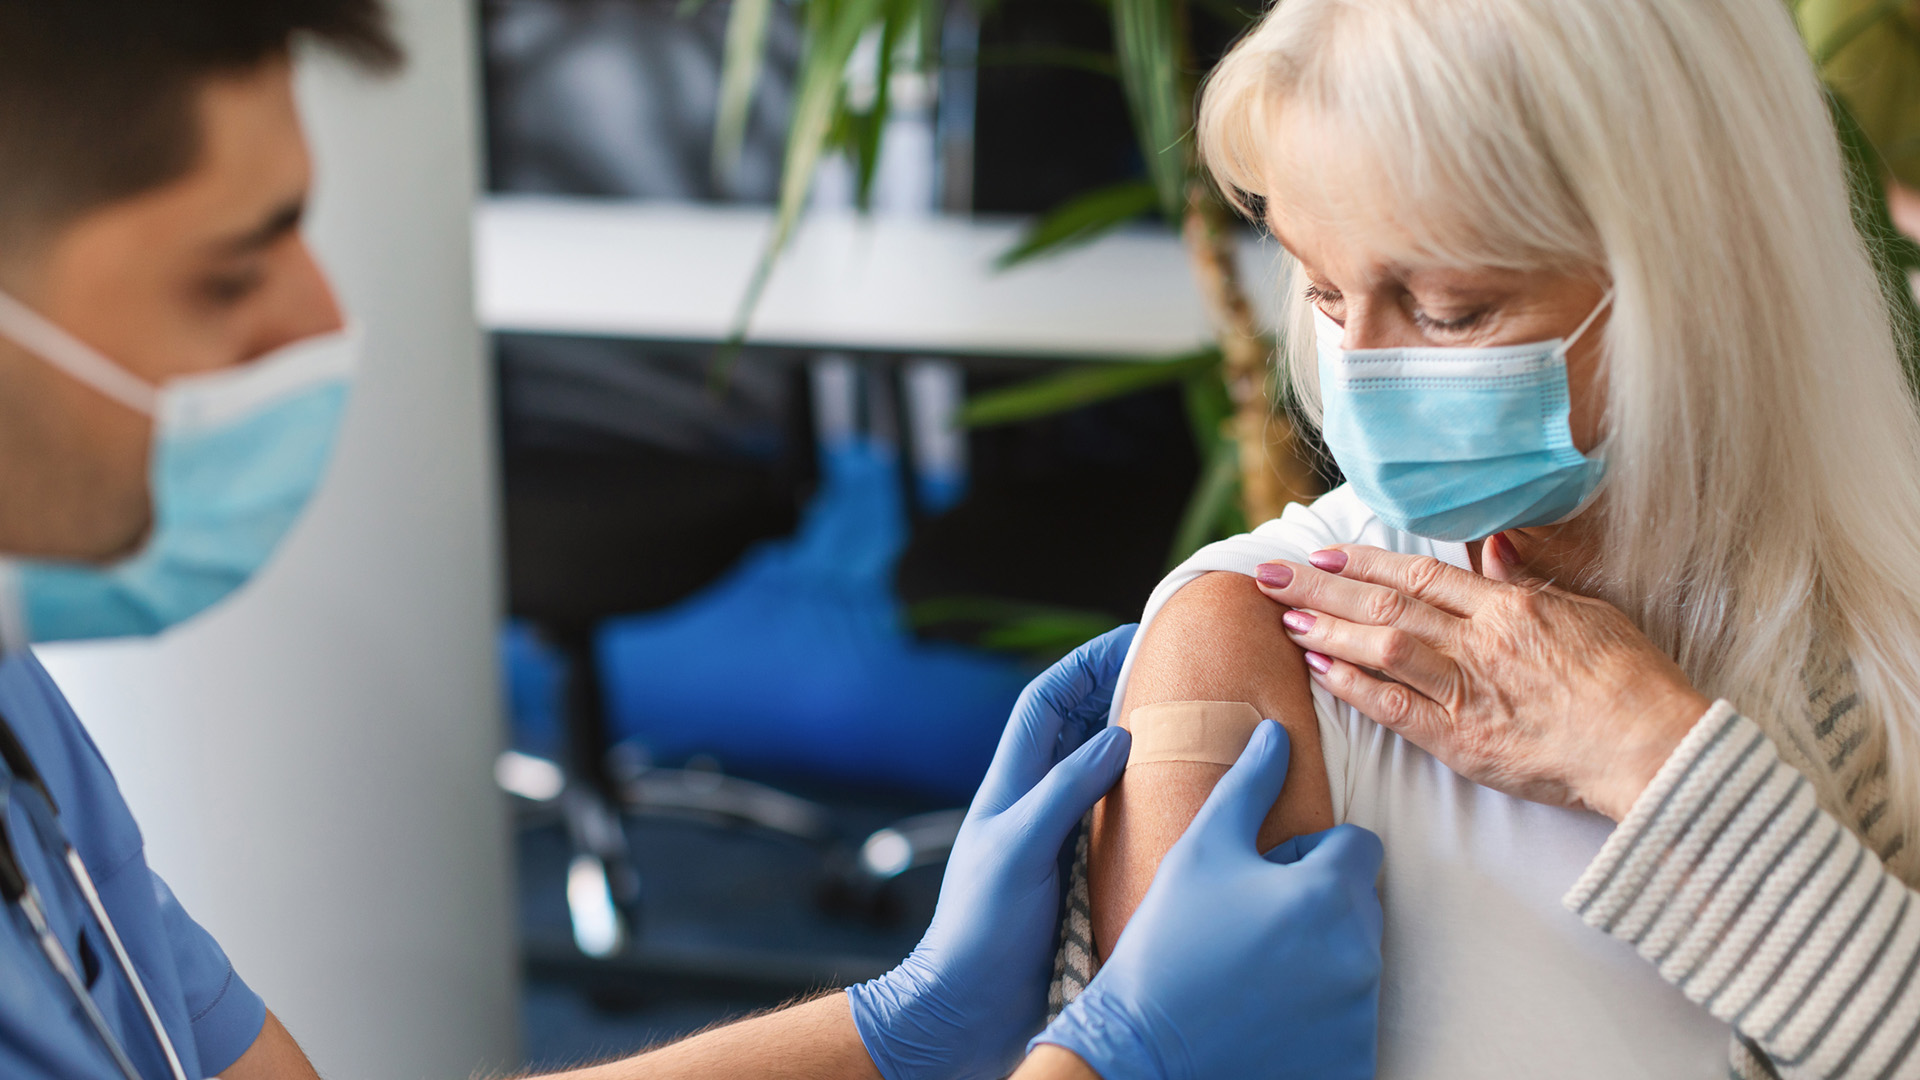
1109, 485, 1731, 1078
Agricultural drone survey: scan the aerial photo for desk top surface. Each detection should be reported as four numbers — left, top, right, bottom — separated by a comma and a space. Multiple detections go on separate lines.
475, 197, 1283, 360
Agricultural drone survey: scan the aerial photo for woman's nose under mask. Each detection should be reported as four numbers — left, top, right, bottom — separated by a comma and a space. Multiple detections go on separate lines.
0, 289, 358, 646
1313, 293, 1612, 542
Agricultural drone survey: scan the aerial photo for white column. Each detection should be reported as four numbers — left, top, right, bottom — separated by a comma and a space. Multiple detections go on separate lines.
35, 2, 517, 1077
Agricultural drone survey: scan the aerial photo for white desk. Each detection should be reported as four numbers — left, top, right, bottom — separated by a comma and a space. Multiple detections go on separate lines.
475, 197, 1283, 360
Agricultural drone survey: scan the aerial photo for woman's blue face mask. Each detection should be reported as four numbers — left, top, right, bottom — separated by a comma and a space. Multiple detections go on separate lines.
0, 289, 356, 645
1313, 293, 1612, 542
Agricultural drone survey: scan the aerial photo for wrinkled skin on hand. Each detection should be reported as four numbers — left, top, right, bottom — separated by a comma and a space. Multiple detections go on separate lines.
1256, 536, 1712, 820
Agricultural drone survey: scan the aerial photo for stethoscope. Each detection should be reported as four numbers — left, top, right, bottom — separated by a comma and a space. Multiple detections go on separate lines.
0, 713, 190, 1080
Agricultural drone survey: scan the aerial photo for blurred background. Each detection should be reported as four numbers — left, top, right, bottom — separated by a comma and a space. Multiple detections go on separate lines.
23, 0, 1920, 1077
481, 0, 1259, 1066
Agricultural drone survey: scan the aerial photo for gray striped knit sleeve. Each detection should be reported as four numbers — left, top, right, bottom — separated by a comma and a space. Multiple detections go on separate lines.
1565, 701, 1920, 1080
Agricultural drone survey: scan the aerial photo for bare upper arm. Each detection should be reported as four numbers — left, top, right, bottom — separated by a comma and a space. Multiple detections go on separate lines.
218, 1010, 320, 1080
1087, 570, 1332, 959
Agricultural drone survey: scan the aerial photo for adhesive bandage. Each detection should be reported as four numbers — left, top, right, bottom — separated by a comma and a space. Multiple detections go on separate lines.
1121, 701, 1264, 766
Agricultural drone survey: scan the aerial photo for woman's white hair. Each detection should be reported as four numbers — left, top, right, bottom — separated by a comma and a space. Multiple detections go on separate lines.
1200, 0, 1920, 871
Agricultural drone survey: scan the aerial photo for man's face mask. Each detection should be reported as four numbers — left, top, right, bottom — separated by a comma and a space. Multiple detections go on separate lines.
0, 289, 357, 645
1313, 293, 1612, 542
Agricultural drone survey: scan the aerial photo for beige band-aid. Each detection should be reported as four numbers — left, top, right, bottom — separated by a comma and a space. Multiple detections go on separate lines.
1121, 701, 1264, 766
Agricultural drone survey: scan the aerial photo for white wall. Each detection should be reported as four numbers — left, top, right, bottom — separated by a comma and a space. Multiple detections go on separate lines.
37, 2, 518, 1077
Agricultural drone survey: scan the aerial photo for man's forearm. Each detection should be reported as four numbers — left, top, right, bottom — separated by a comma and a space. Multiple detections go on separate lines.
527, 990, 1099, 1080
534, 992, 882, 1080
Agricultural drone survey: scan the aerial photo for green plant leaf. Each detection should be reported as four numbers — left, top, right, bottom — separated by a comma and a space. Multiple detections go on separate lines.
1830, 87, 1920, 382
1112, 0, 1191, 217
919, 0, 955, 79
1811, 0, 1910, 65
959, 349, 1220, 427
1802, 0, 1920, 187
850, 22, 895, 209
995, 180, 1161, 269
1180, 357, 1232, 453
974, 45, 1121, 79
1168, 434, 1242, 566
782, 0, 886, 234
712, 0, 776, 182
1188, 0, 1256, 30
856, 0, 934, 207
909, 596, 1122, 662
978, 613, 1125, 656
722, 0, 890, 353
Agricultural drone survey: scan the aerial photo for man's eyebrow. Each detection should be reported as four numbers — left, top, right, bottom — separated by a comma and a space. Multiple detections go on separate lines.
214, 198, 306, 256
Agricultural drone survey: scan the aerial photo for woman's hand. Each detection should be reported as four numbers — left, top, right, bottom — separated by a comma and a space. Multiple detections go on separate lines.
1252, 536, 1713, 821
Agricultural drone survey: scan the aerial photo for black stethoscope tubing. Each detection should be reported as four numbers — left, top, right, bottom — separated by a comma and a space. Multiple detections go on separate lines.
0, 713, 190, 1080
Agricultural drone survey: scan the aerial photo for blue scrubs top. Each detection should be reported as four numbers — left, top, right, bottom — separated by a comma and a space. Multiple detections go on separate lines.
0, 652, 266, 1079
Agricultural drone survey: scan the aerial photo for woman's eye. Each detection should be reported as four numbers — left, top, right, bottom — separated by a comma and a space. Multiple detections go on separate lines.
1411, 307, 1488, 333
1303, 282, 1342, 313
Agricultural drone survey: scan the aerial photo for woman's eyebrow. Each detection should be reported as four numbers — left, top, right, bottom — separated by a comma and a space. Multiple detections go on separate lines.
1397, 266, 1522, 298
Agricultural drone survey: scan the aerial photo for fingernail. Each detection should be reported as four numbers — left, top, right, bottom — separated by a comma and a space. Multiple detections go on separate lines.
1282, 610, 1316, 634
1493, 531, 1519, 566
1308, 550, 1348, 573
1255, 562, 1293, 588
1303, 651, 1332, 673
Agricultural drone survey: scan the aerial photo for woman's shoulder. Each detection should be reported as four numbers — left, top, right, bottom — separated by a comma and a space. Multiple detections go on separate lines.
1178, 484, 1451, 579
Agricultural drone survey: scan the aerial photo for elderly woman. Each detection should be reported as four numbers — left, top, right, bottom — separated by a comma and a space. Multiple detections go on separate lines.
1049, 0, 1920, 1076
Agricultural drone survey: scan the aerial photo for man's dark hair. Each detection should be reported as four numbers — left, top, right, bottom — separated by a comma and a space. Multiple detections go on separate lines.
0, 0, 403, 251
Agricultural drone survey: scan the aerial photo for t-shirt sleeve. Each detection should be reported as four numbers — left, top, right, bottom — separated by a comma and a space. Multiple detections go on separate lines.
1106, 496, 1359, 813
1107, 498, 1348, 719
148, 871, 268, 1077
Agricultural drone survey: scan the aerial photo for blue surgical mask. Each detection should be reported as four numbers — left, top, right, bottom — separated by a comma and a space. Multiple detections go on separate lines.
1313, 294, 1611, 542
0, 290, 358, 644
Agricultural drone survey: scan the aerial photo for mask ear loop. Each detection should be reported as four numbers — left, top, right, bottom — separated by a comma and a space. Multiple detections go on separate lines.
1536, 287, 1617, 528
1558, 288, 1615, 356
0, 293, 158, 652
0, 291, 157, 415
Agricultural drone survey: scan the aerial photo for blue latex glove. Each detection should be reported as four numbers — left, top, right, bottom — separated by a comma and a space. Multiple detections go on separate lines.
1034, 719, 1384, 1080
848, 624, 1140, 1080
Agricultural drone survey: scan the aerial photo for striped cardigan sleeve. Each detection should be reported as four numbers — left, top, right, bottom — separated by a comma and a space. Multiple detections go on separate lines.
1565, 701, 1920, 1080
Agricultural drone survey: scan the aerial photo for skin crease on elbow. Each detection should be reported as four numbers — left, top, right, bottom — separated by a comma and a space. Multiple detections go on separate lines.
1088, 101, 1612, 961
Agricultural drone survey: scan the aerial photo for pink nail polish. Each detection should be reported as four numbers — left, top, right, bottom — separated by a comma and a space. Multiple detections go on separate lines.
1304, 651, 1332, 673
1492, 531, 1520, 566
1308, 549, 1349, 573
1282, 610, 1316, 634
1256, 563, 1293, 588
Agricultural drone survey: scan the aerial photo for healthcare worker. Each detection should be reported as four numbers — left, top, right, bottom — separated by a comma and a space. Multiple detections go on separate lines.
0, 2, 1385, 1079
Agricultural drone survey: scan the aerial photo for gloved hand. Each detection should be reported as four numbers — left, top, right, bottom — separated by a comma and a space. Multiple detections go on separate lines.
1033, 720, 1384, 1080
848, 624, 1139, 1080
